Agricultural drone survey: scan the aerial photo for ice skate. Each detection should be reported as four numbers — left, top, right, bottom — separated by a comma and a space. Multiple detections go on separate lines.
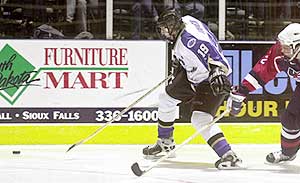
142, 137, 176, 159
265, 150, 296, 164
215, 150, 244, 170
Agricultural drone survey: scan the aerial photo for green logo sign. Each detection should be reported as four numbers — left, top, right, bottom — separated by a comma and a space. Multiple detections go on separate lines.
0, 44, 39, 104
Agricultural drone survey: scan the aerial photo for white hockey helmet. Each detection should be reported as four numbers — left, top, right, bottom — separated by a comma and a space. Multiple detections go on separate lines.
278, 23, 300, 60
278, 23, 300, 49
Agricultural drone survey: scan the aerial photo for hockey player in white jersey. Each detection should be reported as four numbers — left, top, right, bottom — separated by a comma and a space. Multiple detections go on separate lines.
142, 10, 243, 169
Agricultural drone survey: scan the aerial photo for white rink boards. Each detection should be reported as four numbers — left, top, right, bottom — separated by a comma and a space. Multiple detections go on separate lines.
0, 145, 299, 183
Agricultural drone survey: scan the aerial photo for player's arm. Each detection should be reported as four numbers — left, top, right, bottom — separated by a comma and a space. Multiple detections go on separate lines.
208, 57, 232, 96
179, 33, 231, 95
228, 43, 284, 115
242, 43, 283, 92
207, 43, 232, 96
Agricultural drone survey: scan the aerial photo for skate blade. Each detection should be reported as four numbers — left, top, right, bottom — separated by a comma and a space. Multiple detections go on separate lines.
143, 152, 176, 160
264, 160, 291, 165
218, 166, 247, 170
217, 162, 247, 170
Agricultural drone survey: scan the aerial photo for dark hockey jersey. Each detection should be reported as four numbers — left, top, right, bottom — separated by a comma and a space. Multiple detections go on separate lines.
242, 41, 300, 93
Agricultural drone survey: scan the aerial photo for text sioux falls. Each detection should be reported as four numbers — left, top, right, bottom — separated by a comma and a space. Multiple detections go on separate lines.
43, 47, 128, 89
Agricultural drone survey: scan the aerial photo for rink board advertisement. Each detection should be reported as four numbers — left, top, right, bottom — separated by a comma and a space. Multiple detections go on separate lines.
0, 40, 293, 124
0, 40, 167, 123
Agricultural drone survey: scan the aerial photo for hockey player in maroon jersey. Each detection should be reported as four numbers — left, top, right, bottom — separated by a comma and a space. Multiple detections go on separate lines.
227, 23, 300, 164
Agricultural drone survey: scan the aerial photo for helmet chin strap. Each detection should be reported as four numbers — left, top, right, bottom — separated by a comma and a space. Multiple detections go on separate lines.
289, 46, 300, 61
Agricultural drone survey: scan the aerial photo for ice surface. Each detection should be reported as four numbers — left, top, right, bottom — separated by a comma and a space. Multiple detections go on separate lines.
0, 144, 299, 183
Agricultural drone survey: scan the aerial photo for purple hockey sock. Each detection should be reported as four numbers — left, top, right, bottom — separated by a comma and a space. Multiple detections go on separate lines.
207, 133, 231, 157
158, 125, 174, 138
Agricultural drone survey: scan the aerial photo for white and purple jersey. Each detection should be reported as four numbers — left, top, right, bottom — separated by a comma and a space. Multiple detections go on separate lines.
173, 15, 232, 85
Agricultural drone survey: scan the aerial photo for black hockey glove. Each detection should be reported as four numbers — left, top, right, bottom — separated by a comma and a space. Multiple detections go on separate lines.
208, 66, 231, 96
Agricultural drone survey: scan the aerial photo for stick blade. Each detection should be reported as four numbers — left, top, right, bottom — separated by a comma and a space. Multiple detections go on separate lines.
66, 144, 76, 153
131, 162, 144, 177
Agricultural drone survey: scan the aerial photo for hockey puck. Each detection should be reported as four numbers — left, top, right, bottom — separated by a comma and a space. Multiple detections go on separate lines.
12, 150, 21, 154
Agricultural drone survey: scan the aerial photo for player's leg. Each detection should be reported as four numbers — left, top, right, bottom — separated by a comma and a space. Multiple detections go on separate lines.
191, 83, 243, 169
266, 112, 299, 163
142, 92, 179, 157
266, 85, 300, 163
143, 67, 194, 157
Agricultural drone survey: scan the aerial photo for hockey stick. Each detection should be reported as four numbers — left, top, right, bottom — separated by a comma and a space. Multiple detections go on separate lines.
66, 74, 173, 153
113, 88, 148, 100
131, 108, 230, 177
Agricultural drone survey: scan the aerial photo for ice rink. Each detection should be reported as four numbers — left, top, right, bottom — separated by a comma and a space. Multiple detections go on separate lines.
0, 144, 299, 183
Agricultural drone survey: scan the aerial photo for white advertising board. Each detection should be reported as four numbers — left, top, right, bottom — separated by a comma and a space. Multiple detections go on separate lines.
0, 40, 167, 123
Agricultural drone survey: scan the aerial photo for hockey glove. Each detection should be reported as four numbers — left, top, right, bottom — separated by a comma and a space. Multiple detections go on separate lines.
227, 86, 246, 116
208, 66, 231, 96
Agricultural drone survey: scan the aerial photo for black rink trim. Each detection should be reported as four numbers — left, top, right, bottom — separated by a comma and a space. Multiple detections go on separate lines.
158, 120, 174, 127
207, 133, 224, 146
